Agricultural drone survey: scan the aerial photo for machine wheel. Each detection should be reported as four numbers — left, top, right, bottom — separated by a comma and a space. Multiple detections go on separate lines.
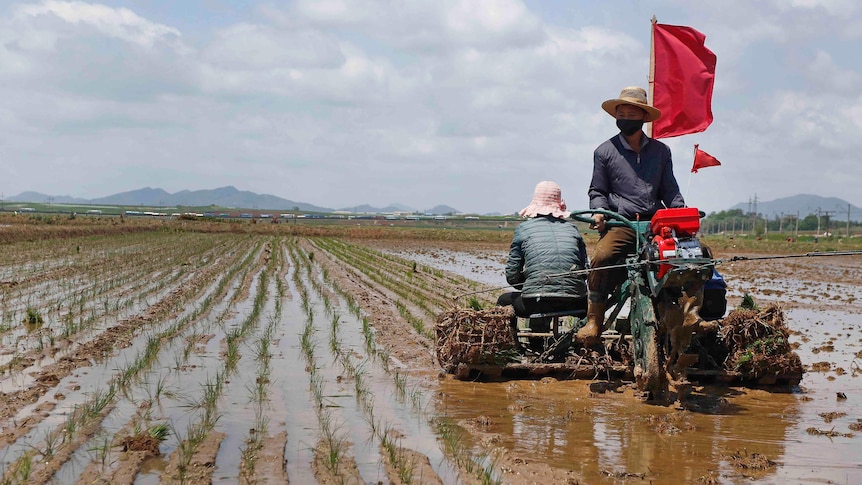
633, 322, 666, 398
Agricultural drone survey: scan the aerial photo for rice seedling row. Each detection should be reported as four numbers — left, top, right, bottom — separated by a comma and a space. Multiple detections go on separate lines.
315, 238, 494, 315
309, 239, 500, 484
3, 236, 269, 484
310, 239, 439, 340
0, 233, 242, 346
0, 231, 504, 483
0, 235, 249, 396
0, 235, 261, 476
0, 240, 268, 482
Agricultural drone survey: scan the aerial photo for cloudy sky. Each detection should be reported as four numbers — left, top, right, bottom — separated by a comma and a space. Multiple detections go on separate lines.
1, 0, 860, 215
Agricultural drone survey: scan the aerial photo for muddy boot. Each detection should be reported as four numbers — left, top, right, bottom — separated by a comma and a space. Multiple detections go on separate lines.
576, 301, 606, 345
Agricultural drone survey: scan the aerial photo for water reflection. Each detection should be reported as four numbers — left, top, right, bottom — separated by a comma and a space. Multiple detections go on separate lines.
437, 378, 804, 483
417, 245, 862, 483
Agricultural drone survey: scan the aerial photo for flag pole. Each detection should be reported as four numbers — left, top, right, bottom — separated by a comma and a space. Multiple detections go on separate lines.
685, 144, 696, 202
647, 16, 657, 138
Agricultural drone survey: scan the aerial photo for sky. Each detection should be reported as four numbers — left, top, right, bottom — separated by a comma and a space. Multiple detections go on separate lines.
1, 0, 861, 215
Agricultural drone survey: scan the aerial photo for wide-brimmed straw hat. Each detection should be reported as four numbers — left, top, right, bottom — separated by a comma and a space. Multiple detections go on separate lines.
520, 181, 570, 219
601, 86, 661, 122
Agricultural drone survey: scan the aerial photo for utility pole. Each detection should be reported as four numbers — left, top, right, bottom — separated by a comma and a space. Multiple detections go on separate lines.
752, 194, 758, 235
795, 210, 799, 240
816, 207, 821, 235
848, 204, 852, 238
818, 208, 836, 237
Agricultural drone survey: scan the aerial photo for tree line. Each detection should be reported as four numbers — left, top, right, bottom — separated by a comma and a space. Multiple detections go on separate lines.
702, 209, 860, 236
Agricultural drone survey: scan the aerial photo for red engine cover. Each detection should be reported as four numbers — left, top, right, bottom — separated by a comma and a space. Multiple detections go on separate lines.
650, 207, 701, 237
652, 227, 677, 278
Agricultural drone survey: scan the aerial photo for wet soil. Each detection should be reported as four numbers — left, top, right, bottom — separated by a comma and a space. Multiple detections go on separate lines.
368, 238, 862, 484
1, 231, 860, 484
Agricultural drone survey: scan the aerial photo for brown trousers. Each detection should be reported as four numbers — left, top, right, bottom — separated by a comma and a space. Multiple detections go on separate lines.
587, 226, 637, 302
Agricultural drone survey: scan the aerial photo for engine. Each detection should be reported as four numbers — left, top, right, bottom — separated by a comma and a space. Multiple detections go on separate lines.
647, 207, 704, 278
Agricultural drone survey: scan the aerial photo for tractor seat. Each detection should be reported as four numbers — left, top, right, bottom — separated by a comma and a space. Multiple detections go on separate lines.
517, 296, 586, 340
519, 296, 587, 319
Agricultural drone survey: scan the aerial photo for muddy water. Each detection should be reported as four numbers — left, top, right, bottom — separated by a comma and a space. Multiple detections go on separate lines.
408, 246, 862, 484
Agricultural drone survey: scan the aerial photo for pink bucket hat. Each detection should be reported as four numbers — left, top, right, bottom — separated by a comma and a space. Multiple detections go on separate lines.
519, 181, 570, 219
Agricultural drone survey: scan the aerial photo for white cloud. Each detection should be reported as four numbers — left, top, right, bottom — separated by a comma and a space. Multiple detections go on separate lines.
14, 0, 182, 48
806, 50, 861, 93
782, 0, 861, 16
201, 23, 344, 70
286, 0, 545, 53
1, 1, 861, 214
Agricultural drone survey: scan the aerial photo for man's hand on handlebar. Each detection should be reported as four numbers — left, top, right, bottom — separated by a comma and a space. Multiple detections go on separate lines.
590, 213, 606, 232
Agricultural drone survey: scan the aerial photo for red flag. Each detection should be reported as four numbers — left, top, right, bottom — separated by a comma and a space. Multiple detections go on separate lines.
652, 23, 716, 139
692, 144, 721, 173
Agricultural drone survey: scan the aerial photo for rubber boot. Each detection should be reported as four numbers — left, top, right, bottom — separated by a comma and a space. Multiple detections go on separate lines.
576, 300, 606, 345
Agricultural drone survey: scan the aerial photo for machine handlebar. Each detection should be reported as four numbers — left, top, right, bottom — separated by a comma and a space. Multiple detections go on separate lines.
570, 209, 642, 232
570, 209, 650, 253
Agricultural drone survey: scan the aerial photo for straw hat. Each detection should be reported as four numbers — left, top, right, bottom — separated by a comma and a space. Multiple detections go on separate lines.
601, 86, 661, 122
520, 181, 570, 219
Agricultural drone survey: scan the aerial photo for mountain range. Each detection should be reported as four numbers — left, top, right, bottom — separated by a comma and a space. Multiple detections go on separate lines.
6, 186, 462, 215
725, 194, 862, 221
7, 187, 861, 220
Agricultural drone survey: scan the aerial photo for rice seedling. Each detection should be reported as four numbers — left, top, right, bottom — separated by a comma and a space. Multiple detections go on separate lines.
88, 436, 112, 472
148, 422, 170, 441
393, 368, 407, 401
1, 450, 33, 484
172, 352, 184, 372
24, 306, 43, 326
318, 413, 346, 475
39, 430, 60, 460
432, 417, 500, 485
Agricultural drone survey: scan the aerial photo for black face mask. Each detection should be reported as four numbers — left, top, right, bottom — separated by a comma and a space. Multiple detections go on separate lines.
616, 119, 644, 136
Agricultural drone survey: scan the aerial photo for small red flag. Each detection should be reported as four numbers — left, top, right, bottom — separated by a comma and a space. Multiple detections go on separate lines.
692, 144, 721, 173
652, 23, 717, 139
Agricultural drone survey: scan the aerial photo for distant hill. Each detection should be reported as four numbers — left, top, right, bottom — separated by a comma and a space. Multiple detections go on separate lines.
339, 204, 417, 213
7, 187, 467, 214
7, 191, 89, 204
10, 186, 333, 212
90, 187, 172, 206
425, 205, 458, 215
726, 194, 862, 222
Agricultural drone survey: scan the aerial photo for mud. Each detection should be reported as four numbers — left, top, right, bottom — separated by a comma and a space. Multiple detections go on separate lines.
373, 239, 862, 484
0, 230, 860, 484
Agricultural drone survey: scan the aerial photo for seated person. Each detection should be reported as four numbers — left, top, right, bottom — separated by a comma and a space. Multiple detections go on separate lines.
497, 181, 588, 334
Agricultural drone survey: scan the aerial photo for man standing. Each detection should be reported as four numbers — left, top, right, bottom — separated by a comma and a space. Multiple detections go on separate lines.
577, 86, 685, 344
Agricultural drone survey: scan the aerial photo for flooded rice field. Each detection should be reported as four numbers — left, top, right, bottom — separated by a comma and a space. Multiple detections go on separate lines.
0, 231, 860, 484
377, 240, 862, 484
